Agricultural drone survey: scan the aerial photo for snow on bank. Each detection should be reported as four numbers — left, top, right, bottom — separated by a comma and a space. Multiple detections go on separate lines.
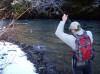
0, 41, 38, 74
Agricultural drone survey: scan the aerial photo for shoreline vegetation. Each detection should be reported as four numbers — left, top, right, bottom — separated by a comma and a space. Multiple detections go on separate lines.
0, 0, 100, 20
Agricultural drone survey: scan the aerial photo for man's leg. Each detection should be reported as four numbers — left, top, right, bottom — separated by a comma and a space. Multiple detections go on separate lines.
83, 61, 92, 74
72, 59, 83, 74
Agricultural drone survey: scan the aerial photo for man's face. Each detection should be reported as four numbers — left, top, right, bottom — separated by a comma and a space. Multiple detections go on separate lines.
71, 29, 76, 34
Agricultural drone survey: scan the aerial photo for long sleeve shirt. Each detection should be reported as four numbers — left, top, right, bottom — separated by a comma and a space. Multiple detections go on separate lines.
55, 21, 93, 51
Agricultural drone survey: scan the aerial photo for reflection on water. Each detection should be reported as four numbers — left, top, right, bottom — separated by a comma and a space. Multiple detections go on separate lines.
2, 19, 100, 73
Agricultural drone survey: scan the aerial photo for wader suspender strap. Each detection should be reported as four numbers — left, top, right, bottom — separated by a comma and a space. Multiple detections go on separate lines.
73, 34, 83, 61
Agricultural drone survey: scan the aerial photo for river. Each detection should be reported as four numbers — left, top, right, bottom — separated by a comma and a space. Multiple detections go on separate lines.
0, 19, 100, 74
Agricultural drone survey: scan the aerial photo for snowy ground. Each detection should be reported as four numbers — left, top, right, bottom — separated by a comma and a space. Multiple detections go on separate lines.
0, 41, 38, 74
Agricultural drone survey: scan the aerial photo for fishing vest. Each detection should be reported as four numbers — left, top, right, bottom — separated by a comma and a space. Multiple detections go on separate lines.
73, 31, 94, 61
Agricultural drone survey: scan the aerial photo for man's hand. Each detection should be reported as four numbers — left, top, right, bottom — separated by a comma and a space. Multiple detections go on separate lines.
62, 14, 68, 22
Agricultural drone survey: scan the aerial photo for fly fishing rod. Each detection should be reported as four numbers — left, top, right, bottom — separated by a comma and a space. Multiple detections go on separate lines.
53, 0, 72, 23
54, 0, 73, 32
56, 3, 72, 24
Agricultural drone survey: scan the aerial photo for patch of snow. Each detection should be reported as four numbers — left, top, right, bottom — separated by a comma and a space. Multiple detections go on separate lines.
0, 41, 38, 74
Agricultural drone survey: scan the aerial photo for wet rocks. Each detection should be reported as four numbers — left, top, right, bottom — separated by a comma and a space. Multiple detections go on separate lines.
6, 39, 58, 74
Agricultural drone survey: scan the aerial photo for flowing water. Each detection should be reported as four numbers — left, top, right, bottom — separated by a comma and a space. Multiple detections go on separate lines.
0, 19, 100, 74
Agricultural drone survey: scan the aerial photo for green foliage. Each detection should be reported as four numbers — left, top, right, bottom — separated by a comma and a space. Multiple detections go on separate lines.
12, 3, 25, 15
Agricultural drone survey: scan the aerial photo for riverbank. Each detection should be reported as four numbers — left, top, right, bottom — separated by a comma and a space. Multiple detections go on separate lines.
0, 28, 67, 74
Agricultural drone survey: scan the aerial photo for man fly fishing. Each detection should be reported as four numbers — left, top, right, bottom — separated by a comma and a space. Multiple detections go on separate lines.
55, 14, 94, 74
